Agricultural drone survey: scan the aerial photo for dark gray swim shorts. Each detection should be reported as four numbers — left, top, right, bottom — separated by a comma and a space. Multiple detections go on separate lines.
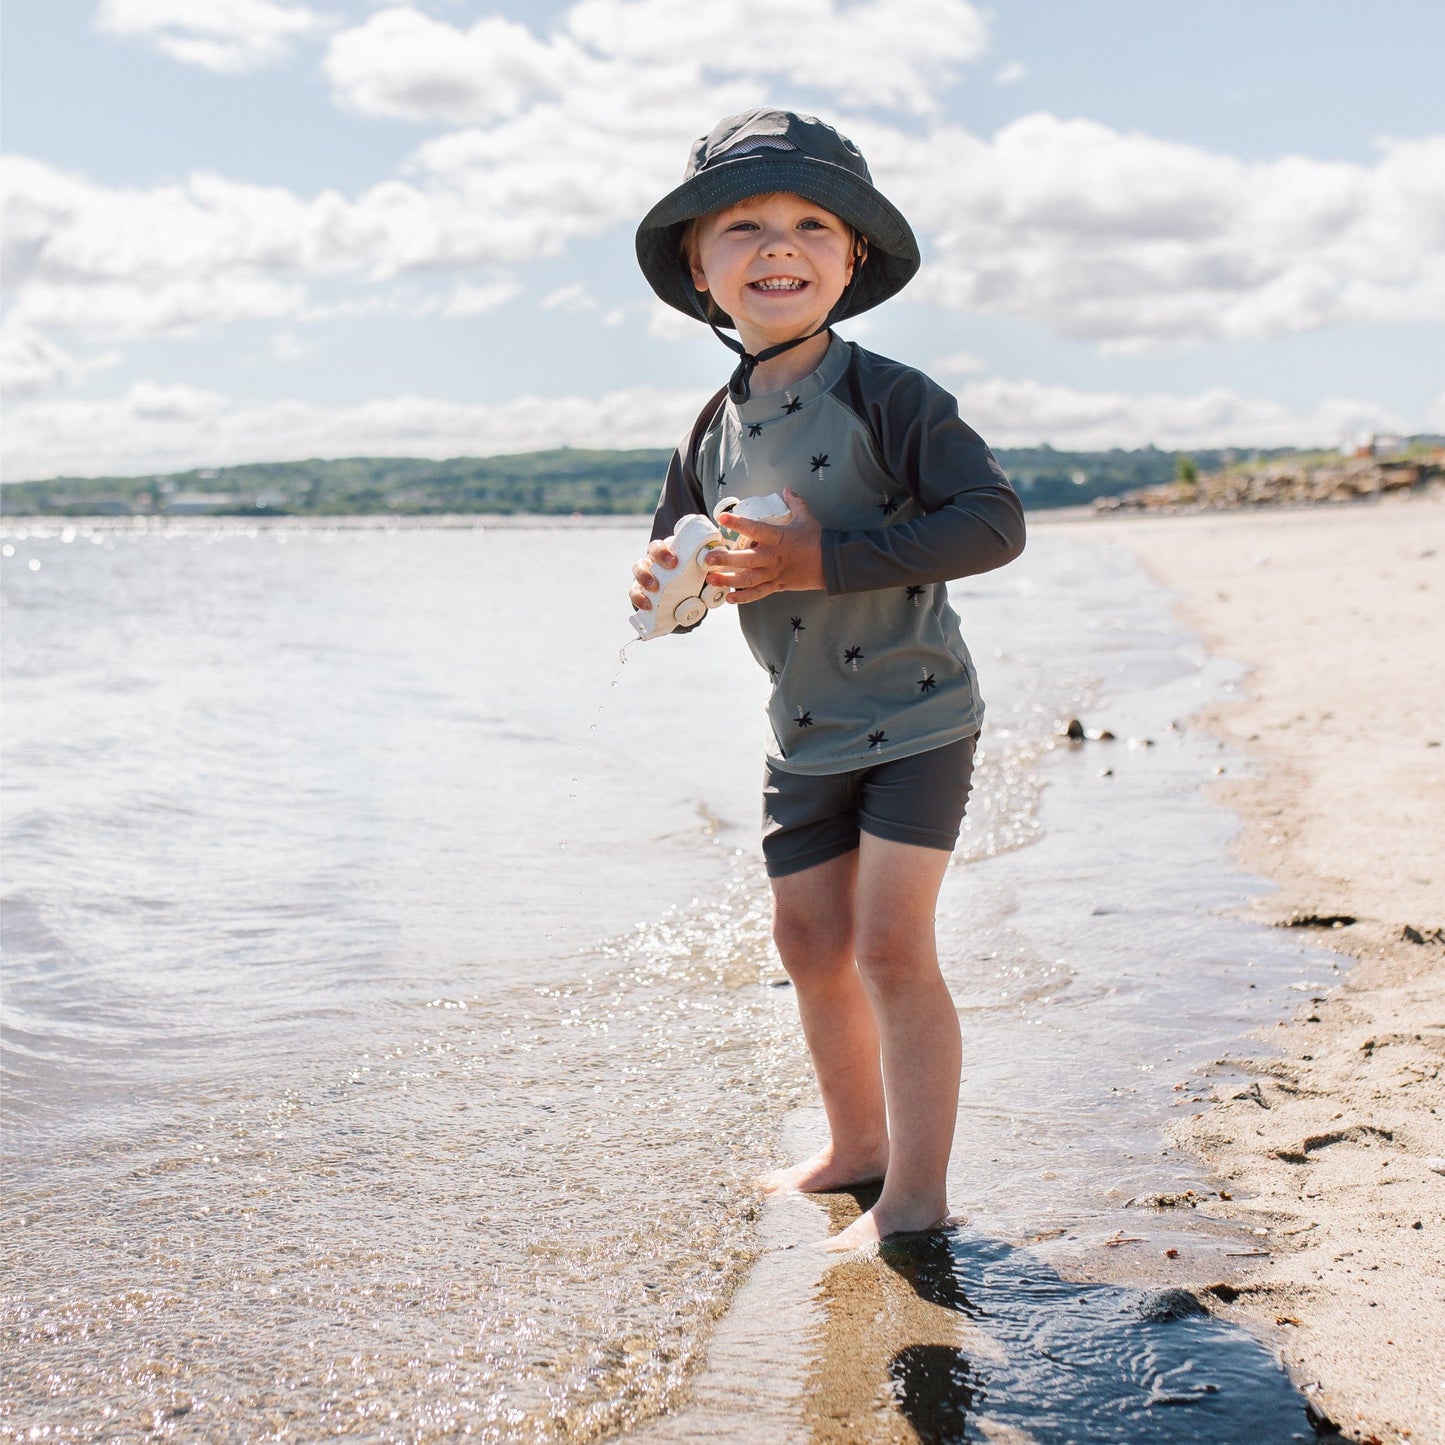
761, 732, 979, 879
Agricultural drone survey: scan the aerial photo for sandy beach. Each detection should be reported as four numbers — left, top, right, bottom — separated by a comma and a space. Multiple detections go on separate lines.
1085, 494, 1445, 1445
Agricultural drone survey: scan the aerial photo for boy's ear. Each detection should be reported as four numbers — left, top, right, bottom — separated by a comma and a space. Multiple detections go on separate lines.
850, 234, 869, 282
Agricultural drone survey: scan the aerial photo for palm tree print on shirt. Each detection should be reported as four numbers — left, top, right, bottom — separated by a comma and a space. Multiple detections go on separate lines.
746, 422, 764, 438
843, 646, 864, 671
879, 495, 900, 515
790, 616, 805, 638
918, 671, 937, 692
906, 585, 926, 606
867, 729, 887, 749
810, 454, 830, 473
795, 707, 814, 728
767, 662, 780, 684
782, 396, 803, 415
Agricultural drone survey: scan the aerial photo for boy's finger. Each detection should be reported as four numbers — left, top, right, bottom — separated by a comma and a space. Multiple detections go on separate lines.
718, 511, 779, 542
726, 582, 772, 604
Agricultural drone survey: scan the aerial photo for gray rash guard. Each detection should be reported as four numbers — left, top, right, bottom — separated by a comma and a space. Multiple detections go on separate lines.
649, 333, 1026, 775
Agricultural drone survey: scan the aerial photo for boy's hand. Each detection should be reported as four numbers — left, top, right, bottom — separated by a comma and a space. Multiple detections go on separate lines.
705, 490, 824, 602
706, 490, 824, 602
629, 536, 677, 612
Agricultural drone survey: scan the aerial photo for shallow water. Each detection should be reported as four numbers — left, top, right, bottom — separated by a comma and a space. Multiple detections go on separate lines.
1, 517, 1328, 1441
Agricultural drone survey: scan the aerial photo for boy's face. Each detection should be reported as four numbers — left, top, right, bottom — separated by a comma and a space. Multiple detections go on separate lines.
688, 192, 856, 353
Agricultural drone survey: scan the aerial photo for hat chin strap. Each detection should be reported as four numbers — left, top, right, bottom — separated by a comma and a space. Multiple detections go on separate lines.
688, 242, 865, 404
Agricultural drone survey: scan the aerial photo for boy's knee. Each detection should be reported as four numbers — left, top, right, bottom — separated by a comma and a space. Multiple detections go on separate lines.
854, 926, 930, 993
772, 906, 853, 973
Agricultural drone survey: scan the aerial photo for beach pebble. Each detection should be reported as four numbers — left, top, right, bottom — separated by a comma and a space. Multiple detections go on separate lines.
1137, 1288, 1208, 1322
1426, 1157, 1445, 1176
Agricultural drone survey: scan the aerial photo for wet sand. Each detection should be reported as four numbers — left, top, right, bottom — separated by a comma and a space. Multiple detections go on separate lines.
1085, 494, 1445, 1445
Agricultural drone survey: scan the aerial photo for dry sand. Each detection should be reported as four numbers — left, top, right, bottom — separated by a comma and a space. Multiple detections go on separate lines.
1085, 494, 1445, 1445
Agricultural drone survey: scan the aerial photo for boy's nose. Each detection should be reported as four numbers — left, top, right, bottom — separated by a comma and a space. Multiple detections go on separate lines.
760, 230, 797, 256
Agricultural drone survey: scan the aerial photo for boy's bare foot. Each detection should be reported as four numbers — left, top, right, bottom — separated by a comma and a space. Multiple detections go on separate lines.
820, 1204, 959, 1253
756, 1143, 889, 1195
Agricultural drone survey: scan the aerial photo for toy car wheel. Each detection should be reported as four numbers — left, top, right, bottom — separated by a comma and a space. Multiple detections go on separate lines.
673, 596, 707, 628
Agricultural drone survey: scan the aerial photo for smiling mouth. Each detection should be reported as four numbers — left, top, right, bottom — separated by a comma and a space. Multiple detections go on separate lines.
750, 278, 808, 292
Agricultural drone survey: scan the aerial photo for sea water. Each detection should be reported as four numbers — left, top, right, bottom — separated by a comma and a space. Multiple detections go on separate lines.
1, 517, 1327, 1442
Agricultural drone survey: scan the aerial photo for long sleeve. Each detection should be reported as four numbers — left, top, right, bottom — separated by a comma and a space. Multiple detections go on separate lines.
822, 349, 1026, 595
649, 385, 727, 544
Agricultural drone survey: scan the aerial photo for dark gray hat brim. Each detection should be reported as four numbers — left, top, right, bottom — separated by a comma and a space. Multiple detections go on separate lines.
635, 152, 920, 329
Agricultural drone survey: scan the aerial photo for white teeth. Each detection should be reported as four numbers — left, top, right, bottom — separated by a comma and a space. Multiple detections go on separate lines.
753, 278, 805, 291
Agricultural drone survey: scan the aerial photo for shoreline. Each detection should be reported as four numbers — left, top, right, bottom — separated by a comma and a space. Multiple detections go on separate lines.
1080, 494, 1445, 1445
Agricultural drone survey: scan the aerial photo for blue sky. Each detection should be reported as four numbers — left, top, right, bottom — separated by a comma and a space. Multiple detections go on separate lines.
3, 0, 1442, 480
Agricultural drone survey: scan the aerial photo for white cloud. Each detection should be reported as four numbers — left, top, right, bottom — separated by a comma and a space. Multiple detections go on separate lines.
646, 301, 702, 342
94, 0, 333, 73
322, 0, 989, 127
565, 0, 989, 116
9, 0, 1441, 412
7, 103, 1440, 369
951, 375, 1409, 451
268, 328, 317, 361
876, 117, 1445, 348
0, 324, 122, 396
9, 275, 306, 339
2, 375, 1426, 482
540, 283, 597, 312
994, 61, 1026, 86
441, 278, 523, 317
322, 8, 571, 124
0, 153, 551, 341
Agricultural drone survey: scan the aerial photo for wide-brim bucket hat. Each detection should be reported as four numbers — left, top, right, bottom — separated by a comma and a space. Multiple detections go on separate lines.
636, 108, 920, 330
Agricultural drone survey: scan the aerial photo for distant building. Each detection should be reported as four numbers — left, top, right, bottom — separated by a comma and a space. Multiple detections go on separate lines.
1341, 430, 1408, 459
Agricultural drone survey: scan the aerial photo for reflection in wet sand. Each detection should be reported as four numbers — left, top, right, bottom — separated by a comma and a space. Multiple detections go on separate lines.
803, 1189, 1329, 1445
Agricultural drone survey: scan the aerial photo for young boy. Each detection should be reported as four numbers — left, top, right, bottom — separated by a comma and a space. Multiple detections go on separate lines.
629, 109, 1026, 1251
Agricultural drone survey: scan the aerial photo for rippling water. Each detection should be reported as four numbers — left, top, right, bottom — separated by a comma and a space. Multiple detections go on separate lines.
2, 517, 1325, 1442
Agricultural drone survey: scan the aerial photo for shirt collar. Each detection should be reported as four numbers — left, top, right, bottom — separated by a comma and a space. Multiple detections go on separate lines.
733, 332, 849, 426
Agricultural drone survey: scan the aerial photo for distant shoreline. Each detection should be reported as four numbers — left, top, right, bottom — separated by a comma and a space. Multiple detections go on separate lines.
15, 440, 1435, 521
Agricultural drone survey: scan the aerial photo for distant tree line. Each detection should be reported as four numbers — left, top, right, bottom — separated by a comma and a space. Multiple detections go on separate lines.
0, 443, 1354, 518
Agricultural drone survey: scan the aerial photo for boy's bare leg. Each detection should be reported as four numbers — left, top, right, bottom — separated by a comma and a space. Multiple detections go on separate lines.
825, 834, 959, 1250
758, 848, 891, 1194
